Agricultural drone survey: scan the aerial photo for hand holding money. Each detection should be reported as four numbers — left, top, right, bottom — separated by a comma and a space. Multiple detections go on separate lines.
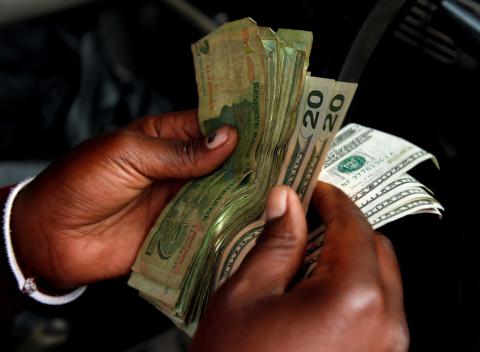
2, 17, 432, 352
129, 18, 442, 333
10, 110, 237, 291
129, 17, 358, 332
191, 184, 409, 352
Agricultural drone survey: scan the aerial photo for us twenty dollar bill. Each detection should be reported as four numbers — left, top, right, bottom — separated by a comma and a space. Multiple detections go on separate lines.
215, 78, 358, 288
128, 17, 442, 335
221, 123, 443, 280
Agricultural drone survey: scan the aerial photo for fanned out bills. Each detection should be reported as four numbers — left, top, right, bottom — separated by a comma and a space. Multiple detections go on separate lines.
128, 18, 442, 335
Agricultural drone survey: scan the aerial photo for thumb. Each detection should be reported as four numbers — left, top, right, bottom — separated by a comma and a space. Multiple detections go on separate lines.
117, 125, 238, 180
230, 186, 307, 297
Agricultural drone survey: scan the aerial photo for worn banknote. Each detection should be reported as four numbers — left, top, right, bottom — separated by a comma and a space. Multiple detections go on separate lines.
128, 17, 441, 334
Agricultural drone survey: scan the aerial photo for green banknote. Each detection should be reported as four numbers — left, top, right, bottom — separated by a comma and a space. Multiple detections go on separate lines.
129, 17, 364, 334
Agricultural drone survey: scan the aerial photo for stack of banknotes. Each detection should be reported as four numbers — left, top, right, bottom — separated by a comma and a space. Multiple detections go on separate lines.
128, 18, 443, 335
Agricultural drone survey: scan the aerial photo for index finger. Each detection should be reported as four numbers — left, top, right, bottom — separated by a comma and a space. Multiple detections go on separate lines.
309, 182, 381, 285
125, 109, 202, 140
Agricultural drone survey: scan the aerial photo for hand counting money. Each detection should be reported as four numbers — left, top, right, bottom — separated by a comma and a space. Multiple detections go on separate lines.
128, 18, 442, 335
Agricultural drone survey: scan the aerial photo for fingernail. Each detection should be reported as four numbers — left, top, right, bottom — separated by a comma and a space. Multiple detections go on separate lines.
266, 186, 288, 221
206, 127, 229, 150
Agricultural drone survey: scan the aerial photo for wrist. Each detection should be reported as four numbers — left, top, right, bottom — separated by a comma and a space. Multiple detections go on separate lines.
10, 181, 58, 289
5, 179, 86, 303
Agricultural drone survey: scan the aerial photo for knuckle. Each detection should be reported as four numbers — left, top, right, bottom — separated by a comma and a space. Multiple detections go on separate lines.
256, 235, 303, 274
336, 284, 410, 351
170, 139, 199, 169
341, 284, 387, 318
105, 131, 141, 167
260, 224, 303, 256
271, 231, 303, 252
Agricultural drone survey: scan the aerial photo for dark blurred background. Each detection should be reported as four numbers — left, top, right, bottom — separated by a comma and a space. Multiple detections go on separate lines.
1, 0, 478, 350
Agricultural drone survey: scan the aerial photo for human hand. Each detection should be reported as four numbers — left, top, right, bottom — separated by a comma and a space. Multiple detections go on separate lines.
191, 183, 409, 352
11, 110, 237, 291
